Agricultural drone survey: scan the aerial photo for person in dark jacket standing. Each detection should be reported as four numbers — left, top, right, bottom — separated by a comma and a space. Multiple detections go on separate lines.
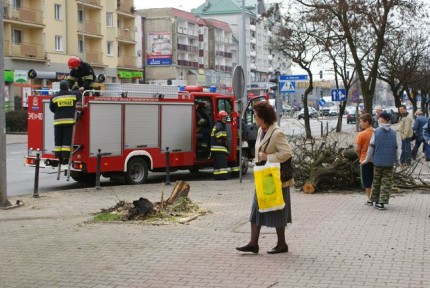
362, 111, 398, 210
210, 110, 229, 180
411, 110, 428, 160
49, 80, 81, 164
67, 56, 98, 92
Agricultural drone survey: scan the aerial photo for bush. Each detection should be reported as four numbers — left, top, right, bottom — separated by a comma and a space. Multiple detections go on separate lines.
6, 110, 28, 132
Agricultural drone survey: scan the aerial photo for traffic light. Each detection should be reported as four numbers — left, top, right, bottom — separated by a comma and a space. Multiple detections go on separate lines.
319, 70, 323, 79
320, 90, 323, 98
269, 72, 279, 91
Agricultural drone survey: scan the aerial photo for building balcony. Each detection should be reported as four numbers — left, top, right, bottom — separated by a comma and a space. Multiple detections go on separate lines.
5, 41, 45, 61
214, 65, 232, 72
178, 60, 198, 68
268, 67, 274, 73
250, 24, 256, 31
215, 50, 233, 58
250, 63, 257, 70
250, 38, 257, 44
177, 44, 198, 53
3, 3, 44, 28
177, 27, 198, 37
82, 51, 104, 67
267, 30, 272, 37
116, 0, 135, 16
78, 0, 102, 9
117, 29, 136, 43
78, 21, 102, 38
118, 55, 137, 69
268, 54, 273, 60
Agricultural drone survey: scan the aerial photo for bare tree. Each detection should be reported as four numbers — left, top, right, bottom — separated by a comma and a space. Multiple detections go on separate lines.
377, 29, 430, 113
271, 13, 322, 139
294, 0, 423, 113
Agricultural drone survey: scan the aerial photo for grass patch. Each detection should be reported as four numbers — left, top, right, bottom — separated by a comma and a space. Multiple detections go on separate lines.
93, 212, 123, 222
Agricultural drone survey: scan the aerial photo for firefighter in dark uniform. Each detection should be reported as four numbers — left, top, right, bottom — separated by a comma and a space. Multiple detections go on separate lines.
67, 56, 99, 92
49, 80, 81, 164
210, 110, 229, 180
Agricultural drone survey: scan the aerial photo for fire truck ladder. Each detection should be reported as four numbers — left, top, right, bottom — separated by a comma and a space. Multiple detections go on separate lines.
56, 110, 81, 181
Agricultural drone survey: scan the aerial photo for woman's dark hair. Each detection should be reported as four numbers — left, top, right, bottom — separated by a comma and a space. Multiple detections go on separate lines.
253, 101, 276, 126
359, 113, 372, 125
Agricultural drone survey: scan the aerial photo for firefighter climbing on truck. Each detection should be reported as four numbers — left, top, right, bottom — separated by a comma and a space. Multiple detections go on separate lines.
67, 56, 100, 92
49, 80, 81, 166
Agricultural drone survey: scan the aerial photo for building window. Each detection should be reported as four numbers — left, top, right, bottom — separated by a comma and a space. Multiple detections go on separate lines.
12, 0, 21, 10
107, 41, 113, 56
54, 4, 62, 20
78, 40, 84, 53
12, 29, 22, 44
78, 10, 84, 23
55, 35, 63, 51
106, 12, 113, 27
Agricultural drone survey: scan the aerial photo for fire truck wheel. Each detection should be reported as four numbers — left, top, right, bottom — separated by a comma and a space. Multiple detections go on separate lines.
125, 157, 148, 185
70, 171, 96, 184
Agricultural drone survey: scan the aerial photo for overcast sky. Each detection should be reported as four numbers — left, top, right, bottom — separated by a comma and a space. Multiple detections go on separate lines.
135, 0, 282, 12
135, 0, 206, 12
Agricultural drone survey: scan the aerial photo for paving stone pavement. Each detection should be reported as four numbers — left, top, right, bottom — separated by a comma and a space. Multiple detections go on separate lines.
1, 178, 430, 288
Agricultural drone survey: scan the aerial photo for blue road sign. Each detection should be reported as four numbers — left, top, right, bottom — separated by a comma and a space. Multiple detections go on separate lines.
280, 75, 308, 81
330, 88, 347, 101
280, 81, 295, 92
319, 99, 326, 106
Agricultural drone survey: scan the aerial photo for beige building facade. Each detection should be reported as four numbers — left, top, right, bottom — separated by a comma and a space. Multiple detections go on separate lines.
2, 0, 141, 110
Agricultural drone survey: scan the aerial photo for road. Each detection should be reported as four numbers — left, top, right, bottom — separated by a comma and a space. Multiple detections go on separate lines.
6, 116, 356, 196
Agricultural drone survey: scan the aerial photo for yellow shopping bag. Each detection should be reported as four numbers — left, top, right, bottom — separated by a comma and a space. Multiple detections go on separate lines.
253, 161, 285, 212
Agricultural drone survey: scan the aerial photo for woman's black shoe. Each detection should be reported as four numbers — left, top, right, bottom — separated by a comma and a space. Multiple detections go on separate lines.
236, 244, 259, 254
267, 245, 288, 254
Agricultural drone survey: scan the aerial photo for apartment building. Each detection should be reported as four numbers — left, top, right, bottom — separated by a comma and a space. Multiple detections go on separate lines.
2, 0, 141, 110
192, 0, 290, 95
137, 8, 237, 89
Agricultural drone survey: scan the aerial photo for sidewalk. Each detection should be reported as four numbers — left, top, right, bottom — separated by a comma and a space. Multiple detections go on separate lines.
1, 180, 429, 288
5, 133, 27, 145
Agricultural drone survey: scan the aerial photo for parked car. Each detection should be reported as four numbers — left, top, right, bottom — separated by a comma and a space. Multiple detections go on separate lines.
298, 107, 320, 119
373, 108, 399, 124
329, 106, 339, 116
344, 106, 356, 116
383, 107, 399, 124
321, 106, 331, 116
282, 105, 293, 115
346, 112, 358, 124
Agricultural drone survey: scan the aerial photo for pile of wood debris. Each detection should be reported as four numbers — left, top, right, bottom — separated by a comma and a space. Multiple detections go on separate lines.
93, 181, 208, 224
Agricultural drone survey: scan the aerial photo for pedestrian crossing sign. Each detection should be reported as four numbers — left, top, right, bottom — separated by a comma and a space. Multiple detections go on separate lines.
280, 81, 295, 92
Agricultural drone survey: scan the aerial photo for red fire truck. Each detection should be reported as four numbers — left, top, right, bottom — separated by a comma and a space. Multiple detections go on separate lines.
25, 83, 265, 184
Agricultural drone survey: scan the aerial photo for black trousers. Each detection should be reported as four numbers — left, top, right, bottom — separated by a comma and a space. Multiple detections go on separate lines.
54, 125, 73, 160
212, 152, 228, 180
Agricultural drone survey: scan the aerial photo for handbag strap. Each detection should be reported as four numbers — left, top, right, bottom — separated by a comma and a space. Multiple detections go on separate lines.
261, 128, 279, 153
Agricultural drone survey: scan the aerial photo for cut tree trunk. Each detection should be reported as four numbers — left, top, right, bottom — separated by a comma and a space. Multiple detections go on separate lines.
166, 180, 190, 204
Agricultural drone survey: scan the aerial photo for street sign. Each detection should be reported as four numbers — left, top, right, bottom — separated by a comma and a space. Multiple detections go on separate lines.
280, 74, 308, 81
232, 65, 245, 101
280, 81, 295, 92
331, 88, 347, 101
318, 99, 326, 106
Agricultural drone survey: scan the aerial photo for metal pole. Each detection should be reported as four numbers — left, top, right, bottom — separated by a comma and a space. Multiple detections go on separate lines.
96, 149, 101, 189
0, 3, 11, 207
81, 0, 86, 61
33, 153, 40, 198
241, 0, 247, 101
165, 147, 170, 185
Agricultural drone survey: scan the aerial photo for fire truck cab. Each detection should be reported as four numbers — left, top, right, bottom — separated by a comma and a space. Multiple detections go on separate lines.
26, 84, 265, 185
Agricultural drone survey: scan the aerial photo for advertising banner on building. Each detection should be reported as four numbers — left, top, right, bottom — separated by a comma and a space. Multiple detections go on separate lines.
146, 32, 173, 66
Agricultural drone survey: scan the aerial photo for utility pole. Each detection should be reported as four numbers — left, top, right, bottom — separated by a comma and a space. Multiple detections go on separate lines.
0, 3, 11, 207
81, 0, 86, 61
241, 0, 247, 104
